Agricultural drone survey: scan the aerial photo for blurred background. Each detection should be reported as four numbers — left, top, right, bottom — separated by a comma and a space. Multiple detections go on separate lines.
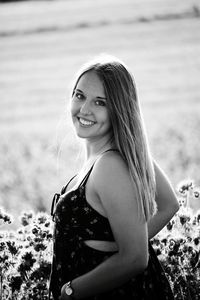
0, 0, 200, 227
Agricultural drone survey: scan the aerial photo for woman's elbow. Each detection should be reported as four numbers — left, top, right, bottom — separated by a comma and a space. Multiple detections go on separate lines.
160, 196, 180, 217
127, 252, 148, 275
136, 254, 148, 272
163, 201, 179, 220
172, 199, 180, 215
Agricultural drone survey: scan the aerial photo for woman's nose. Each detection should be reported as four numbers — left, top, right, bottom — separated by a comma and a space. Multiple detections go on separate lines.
80, 100, 92, 115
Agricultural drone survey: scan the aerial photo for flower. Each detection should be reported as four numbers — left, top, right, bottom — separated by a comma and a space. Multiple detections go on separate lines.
10, 275, 23, 292
0, 207, 13, 225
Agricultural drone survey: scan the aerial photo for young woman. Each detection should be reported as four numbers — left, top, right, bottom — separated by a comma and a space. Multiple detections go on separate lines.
49, 55, 179, 300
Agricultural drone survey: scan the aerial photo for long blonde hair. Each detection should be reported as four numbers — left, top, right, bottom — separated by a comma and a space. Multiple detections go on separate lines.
72, 54, 157, 221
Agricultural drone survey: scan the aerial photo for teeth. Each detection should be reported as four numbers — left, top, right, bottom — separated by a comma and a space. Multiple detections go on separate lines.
79, 118, 95, 126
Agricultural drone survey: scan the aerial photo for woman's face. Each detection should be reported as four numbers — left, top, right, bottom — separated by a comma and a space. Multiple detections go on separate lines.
71, 71, 112, 142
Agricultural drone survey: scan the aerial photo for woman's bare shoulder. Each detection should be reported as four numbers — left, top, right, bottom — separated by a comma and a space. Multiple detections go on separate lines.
91, 150, 134, 195
96, 150, 128, 175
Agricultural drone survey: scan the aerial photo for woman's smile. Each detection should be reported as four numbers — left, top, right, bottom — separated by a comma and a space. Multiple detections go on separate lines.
78, 116, 96, 127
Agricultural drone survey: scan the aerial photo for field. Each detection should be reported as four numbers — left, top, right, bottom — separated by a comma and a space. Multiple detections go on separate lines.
0, 0, 200, 225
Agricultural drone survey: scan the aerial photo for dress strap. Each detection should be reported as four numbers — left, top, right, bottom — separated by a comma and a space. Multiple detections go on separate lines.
78, 149, 118, 188
61, 174, 77, 195
78, 165, 94, 188
51, 174, 77, 220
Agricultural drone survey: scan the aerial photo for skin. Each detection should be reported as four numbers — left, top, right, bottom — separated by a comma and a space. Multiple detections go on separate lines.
59, 71, 179, 299
71, 71, 113, 156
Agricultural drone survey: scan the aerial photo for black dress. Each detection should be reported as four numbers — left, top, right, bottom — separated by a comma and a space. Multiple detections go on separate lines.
49, 161, 174, 300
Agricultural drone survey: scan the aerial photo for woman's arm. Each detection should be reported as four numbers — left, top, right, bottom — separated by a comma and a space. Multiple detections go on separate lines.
148, 160, 179, 239
60, 152, 148, 299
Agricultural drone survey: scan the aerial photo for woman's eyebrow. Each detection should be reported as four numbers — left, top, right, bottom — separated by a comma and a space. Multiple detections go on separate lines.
75, 88, 84, 94
96, 96, 107, 100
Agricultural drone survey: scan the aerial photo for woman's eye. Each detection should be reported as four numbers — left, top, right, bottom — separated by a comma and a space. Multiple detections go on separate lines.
95, 100, 106, 106
72, 91, 84, 100
74, 92, 84, 100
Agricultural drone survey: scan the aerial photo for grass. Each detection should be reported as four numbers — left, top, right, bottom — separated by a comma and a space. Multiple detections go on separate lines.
0, 0, 200, 224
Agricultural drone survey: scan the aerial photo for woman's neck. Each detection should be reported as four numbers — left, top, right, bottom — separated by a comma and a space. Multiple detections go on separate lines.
84, 139, 114, 161
75, 138, 115, 183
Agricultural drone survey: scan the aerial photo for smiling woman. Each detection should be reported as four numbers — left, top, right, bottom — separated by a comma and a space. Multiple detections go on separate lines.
49, 54, 179, 300
71, 71, 112, 142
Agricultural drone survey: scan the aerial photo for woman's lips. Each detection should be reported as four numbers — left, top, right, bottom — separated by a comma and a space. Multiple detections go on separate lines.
78, 117, 96, 126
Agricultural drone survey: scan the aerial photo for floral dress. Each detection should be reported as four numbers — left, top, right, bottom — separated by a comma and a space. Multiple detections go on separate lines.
49, 164, 175, 300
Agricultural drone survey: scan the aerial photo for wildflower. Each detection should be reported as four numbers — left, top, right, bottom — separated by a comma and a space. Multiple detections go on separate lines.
30, 260, 51, 281
196, 210, 200, 223
32, 226, 39, 235
179, 214, 190, 226
0, 253, 9, 264
193, 237, 200, 246
18, 251, 36, 275
154, 247, 161, 256
166, 219, 175, 231
0, 207, 13, 224
177, 180, 193, 194
34, 243, 47, 252
44, 221, 50, 227
35, 212, 49, 225
6, 240, 20, 256
47, 233, 53, 239
20, 211, 33, 226
161, 238, 167, 245
182, 244, 189, 254
10, 275, 23, 292
0, 241, 6, 251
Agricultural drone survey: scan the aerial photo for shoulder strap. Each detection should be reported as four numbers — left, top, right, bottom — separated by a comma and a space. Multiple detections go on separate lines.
78, 149, 118, 188
51, 174, 77, 220
61, 174, 77, 195
78, 165, 94, 188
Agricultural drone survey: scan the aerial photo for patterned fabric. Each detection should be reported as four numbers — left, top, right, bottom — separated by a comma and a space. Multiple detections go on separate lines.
49, 163, 175, 300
